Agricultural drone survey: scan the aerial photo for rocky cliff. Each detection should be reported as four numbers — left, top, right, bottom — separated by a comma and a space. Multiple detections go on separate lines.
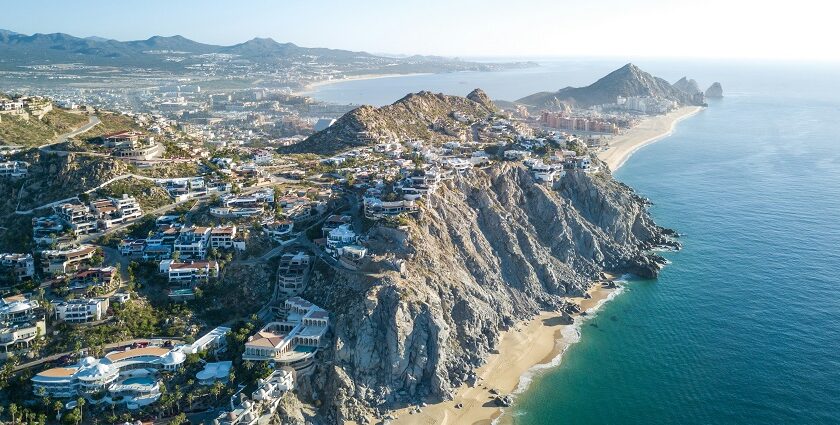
705, 82, 724, 98
299, 162, 677, 422
673, 77, 701, 95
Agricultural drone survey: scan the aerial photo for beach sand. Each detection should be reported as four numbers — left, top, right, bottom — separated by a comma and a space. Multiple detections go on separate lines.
295, 73, 433, 96
598, 106, 703, 172
383, 283, 618, 425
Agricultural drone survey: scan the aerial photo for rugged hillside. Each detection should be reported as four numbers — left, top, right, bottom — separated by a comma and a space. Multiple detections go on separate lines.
517, 63, 700, 108
0, 150, 132, 216
284, 89, 496, 155
299, 163, 677, 422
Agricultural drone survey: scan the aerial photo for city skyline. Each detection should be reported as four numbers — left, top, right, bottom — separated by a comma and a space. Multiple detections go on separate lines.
2, 0, 839, 61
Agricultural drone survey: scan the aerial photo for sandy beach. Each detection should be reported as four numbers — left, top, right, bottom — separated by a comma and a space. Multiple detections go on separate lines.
295, 72, 433, 96
598, 106, 703, 172
383, 282, 620, 425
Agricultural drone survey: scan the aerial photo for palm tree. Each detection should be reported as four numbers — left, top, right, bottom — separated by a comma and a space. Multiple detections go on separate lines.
76, 397, 85, 424
8, 403, 17, 424
53, 400, 63, 421
187, 393, 195, 411
211, 381, 223, 402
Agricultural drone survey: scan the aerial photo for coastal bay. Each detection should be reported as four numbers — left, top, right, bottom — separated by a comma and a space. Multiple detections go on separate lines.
387, 283, 619, 425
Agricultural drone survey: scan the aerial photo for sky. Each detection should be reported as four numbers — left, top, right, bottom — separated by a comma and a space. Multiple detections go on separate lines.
2, 0, 838, 61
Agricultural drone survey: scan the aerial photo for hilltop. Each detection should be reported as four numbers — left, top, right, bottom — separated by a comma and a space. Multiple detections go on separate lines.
517, 63, 703, 109
284, 89, 498, 155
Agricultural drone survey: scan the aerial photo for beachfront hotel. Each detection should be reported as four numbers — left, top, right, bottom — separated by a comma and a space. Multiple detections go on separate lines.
242, 297, 329, 375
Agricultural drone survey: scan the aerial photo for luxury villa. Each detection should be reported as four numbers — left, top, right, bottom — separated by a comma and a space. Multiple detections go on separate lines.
242, 297, 329, 375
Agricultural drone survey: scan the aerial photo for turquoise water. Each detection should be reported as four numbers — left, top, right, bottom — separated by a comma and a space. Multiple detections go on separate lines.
307, 61, 840, 424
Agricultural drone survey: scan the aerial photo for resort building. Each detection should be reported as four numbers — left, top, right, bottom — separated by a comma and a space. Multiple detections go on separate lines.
54, 203, 97, 235
363, 198, 418, 220
32, 346, 186, 408
174, 226, 212, 259
210, 226, 245, 250
40, 245, 97, 275
68, 266, 117, 292
52, 297, 110, 323
89, 195, 143, 229
242, 297, 329, 375
215, 368, 295, 425
31, 215, 65, 246
182, 326, 231, 355
159, 260, 219, 284
0, 253, 35, 281
263, 220, 293, 243
274, 252, 311, 299
0, 294, 46, 359
325, 224, 358, 257
0, 160, 29, 178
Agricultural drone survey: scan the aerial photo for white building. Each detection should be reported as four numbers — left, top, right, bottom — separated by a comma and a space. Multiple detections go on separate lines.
325, 224, 357, 257
52, 298, 110, 323
40, 245, 97, 275
32, 346, 186, 407
0, 253, 35, 280
0, 160, 29, 178
159, 260, 220, 283
243, 297, 329, 375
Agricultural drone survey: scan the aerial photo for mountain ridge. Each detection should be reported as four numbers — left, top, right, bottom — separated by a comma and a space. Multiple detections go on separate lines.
516, 63, 704, 109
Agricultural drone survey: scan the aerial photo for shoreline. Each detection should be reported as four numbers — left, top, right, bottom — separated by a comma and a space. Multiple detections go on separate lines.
597, 105, 703, 172
386, 280, 623, 425
294, 72, 434, 96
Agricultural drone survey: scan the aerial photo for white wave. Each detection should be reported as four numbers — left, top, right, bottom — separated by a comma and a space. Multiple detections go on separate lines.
493, 285, 626, 424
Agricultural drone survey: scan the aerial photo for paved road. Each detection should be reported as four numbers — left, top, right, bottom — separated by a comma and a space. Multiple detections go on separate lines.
38, 114, 101, 151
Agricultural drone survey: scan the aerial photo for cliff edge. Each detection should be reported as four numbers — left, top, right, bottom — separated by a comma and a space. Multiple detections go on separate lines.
299, 162, 677, 422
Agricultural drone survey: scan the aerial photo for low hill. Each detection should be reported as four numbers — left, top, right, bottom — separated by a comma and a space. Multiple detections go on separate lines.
284, 89, 497, 155
0, 108, 88, 146
517, 63, 701, 109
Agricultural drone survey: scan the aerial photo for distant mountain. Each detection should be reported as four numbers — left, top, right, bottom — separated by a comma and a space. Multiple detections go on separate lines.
517, 63, 702, 109
125, 35, 217, 53
285, 89, 496, 155
0, 29, 520, 73
673, 77, 701, 94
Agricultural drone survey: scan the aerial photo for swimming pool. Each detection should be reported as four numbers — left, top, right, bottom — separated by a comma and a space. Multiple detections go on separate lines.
121, 377, 155, 386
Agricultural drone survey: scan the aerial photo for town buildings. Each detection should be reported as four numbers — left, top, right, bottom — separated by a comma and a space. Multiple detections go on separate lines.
274, 252, 311, 299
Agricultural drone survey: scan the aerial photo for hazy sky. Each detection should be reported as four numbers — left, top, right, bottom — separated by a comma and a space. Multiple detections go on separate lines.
2, 0, 837, 61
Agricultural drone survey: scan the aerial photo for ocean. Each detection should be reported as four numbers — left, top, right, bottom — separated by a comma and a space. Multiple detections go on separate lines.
306, 60, 840, 424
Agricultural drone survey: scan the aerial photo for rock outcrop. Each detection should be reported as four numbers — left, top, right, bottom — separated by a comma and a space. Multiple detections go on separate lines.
705, 82, 724, 98
301, 162, 677, 422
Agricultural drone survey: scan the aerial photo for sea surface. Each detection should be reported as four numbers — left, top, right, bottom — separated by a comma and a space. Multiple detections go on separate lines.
306, 60, 840, 424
